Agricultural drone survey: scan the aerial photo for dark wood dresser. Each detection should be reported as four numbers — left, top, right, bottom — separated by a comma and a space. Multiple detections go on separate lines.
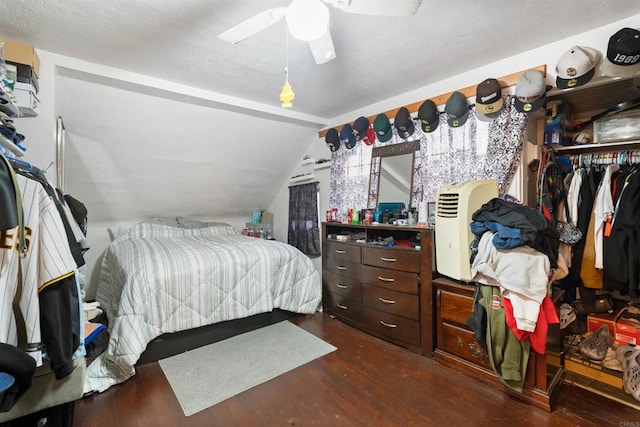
322, 222, 434, 356
433, 276, 564, 411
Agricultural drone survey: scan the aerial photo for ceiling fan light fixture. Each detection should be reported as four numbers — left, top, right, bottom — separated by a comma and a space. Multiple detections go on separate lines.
286, 0, 330, 42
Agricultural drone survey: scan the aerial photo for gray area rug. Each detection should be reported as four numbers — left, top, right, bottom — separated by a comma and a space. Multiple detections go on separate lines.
159, 320, 336, 416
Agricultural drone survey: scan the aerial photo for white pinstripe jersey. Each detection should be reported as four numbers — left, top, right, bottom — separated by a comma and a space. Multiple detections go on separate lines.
0, 175, 76, 366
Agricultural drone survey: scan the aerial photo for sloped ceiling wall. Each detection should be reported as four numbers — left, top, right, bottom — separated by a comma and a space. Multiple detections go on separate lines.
56, 72, 319, 224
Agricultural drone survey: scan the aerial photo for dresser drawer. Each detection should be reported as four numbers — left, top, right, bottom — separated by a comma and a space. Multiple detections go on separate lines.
362, 285, 419, 320
323, 271, 362, 301
363, 246, 420, 273
324, 292, 363, 324
361, 265, 418, 294
364, 308, 420, 346
324, 240, 361, 264
325, 258, 362, 280
439, 288, 475, 327
439, 321, 491, 370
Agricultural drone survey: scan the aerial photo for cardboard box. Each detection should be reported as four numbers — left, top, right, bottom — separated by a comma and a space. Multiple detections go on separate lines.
2, 38, 40, 77
587, 312, 615, 336
588, 312, 640, 345
616, 317, 640, 346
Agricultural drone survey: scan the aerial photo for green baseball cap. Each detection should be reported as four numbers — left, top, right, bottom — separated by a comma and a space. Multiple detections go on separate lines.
373, 113, 392, 143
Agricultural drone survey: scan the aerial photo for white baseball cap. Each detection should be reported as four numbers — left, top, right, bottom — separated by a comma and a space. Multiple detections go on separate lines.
514, 70, 546, 113
555, 46, 601, 89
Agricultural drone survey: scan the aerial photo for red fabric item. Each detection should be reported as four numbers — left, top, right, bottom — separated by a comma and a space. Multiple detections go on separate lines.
503, 295, 559, 354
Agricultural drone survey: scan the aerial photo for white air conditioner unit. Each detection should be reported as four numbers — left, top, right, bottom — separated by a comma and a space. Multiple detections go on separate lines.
435, 179, 499, 282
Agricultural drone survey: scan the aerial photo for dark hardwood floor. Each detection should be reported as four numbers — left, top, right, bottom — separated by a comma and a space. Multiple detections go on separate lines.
74, 313, 638, 426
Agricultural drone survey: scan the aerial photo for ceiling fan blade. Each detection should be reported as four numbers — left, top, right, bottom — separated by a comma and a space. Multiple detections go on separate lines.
309, 30, 336, 64
217, 7, 286, 44
327, 0, 422, 17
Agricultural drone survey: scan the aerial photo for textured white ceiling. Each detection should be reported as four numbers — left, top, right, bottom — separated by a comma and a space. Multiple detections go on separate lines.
1, 0, 638, 119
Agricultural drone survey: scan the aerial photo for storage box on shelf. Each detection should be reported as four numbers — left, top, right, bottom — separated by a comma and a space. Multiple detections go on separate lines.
322, 222, 435, 356
432, 276, 564, 412
2, 38, 40, 78
542, 75, 640, 152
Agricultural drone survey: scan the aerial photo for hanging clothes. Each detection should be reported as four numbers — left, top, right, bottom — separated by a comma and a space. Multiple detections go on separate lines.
568, 167, 601, 283
1, 152, 80, 380
479, 284, 530, 393
603, 167, 640, 296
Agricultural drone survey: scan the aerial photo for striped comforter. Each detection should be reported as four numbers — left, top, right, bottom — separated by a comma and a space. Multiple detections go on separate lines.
84, 223, 321, 393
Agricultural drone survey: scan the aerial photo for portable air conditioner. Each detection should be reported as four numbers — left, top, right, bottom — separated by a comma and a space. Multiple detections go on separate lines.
435, 179, 499, 282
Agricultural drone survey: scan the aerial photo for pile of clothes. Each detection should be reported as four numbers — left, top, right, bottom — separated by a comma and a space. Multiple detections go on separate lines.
466, 197, 564, 392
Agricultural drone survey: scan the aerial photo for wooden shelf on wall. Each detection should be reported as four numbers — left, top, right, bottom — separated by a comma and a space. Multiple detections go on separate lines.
317, 65, 547, 139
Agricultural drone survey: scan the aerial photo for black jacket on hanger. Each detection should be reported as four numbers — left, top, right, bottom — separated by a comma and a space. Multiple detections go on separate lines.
603, 168, 640, 296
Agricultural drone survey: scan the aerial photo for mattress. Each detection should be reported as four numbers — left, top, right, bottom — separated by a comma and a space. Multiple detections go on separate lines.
84, 223, 321, 393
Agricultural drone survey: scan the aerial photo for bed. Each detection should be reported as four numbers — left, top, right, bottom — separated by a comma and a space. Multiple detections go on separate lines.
83, 221, 322, 393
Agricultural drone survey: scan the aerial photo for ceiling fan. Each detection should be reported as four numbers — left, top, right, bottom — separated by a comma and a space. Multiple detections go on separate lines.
217, 0, 423, 64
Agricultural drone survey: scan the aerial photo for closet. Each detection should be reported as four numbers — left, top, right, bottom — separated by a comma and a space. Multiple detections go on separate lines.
539, 74, 640, 409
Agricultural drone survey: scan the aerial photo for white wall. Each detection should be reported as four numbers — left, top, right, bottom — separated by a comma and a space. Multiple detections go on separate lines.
268, 13, 640, 275
10, 13, 640, 297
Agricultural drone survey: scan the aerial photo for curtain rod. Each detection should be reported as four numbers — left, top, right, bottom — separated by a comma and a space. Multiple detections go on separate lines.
317, 65, 547, 139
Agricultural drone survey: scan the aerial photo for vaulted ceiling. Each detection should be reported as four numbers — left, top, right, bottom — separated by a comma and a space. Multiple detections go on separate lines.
1, 0, 638, 120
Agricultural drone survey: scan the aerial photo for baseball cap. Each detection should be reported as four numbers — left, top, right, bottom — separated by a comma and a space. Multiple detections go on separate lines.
353, 116, 370, 141
373, 112, 393, 142
475, 78, 504, 116
339, 123, 356, 149
394, 107, 415, 139
363, 126, 376, 146
514, 70, 546, 113
325, 127, 340, 152
417, 99, 439, 132
601, 27, 640, 78
555, 46, 601, 89
445, 91, 469, 127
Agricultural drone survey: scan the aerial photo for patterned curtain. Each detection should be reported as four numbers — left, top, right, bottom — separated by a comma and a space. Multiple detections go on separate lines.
420, 95, 527, 203
288, 182, 320, 257
329, 95, 527, 209
328, 142, 373, 215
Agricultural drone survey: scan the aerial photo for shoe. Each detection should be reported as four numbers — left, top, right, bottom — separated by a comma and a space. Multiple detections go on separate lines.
579, 325, 613, 361
560, 303, 576, 329
619, 303, 640, 327
563, 333, 584, 357
603, 346, 623, 372
617, 344, 640, 401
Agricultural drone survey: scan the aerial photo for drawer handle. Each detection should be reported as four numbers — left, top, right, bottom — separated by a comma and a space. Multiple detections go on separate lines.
337, 303, 348, 310
380, 257, 397, 262
378, 297, 395, 304
336, 265, 347, 270
336, 283, 347, 289
379, 320, 397, 328
378, 276, 395, 282
335, 249, 346, 254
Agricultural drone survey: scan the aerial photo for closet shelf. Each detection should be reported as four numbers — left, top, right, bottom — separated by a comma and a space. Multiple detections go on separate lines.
0, 133, 25, 157
289, 173, 316, 184
314, 162, 330, 170
552, 139, 640, 154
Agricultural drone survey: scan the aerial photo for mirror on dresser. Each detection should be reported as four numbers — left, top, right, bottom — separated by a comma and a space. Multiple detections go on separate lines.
367, 140, 420, 210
